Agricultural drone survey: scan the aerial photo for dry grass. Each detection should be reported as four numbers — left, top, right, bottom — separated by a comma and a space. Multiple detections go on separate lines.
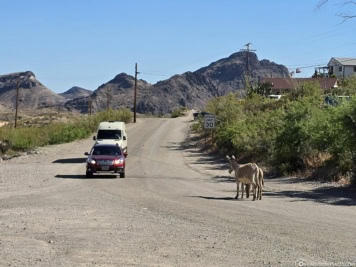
303, 152, 332, 168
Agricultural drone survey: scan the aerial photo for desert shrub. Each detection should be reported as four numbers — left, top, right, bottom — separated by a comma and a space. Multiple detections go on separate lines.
286, 81, 323, 101
2, 127, 44, 151
271, 97, 335, 173
215, 107, 284, 161
190, 120, 204, 133
200, 89, 356, 179
327, 97, 356, 172
205, 93, 244, 123
171, 107, 187, 118
47, 122, 92, 145
0, 109, 132, 153
93, 108, 132, 126
335, 75, 356, 95
171, 109, 182, 118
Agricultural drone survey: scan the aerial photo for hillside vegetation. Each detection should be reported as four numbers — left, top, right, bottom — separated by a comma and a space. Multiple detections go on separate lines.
194, 76, 356, 184
0, 109, 132, 156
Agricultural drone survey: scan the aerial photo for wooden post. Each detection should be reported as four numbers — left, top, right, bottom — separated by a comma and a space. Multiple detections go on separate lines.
107, 84, 110, 111
14, 80, 20, 128
134, 63, 138, 123
88, 98, 92, 116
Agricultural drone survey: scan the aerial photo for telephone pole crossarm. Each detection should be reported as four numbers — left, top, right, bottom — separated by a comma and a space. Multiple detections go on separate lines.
240, 42, 256, 76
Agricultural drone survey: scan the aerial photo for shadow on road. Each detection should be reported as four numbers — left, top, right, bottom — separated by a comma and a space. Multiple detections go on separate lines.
167, 136, 230, 171
189, 195, 236, 201
264, 186, 356, 206
53, 158, 87, 164
214, 175, 235, 183
169, 127, 356, 207
55, 174, 118, 179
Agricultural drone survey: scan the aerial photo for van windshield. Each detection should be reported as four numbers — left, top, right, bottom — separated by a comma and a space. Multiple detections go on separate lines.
97, 130, 121, 140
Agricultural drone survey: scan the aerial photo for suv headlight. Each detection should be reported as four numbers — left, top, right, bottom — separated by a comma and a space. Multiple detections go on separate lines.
114, 158, 124, 164
87, 158, 96, 164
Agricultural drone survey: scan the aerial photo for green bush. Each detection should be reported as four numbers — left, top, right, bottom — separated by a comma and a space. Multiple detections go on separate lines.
335, 75, 356, 95
199, 88, 356, 180
205, 93, 245, 123
271, 97, 333, 172
0, 109, 132, 154
171, 107, 187, 118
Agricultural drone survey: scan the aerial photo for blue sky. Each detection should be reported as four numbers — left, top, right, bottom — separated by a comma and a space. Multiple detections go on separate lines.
1, 0, 356, 93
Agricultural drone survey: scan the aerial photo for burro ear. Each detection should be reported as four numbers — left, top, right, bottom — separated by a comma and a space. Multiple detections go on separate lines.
226, 155, 230, 160
232, 155, 236, 159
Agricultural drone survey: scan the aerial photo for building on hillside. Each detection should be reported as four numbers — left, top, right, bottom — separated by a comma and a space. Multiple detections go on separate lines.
262, 78, 338, 95
328, 57, 356, 77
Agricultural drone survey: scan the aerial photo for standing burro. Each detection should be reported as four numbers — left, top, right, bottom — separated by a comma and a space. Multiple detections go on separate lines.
93, 121, 128, 154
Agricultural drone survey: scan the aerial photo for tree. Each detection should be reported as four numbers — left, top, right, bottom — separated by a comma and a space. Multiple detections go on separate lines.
287, 81, 323, 100
317, 1, 356, 21
256, 82, 273, 97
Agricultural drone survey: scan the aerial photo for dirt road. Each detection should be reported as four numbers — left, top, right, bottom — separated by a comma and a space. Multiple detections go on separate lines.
1, 113, 356, 266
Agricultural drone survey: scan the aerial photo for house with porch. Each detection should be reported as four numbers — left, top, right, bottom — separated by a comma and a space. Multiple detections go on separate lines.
328, 57, 356, 77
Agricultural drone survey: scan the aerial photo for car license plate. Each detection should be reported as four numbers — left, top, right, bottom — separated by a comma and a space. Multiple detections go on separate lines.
101, 166, 109, 171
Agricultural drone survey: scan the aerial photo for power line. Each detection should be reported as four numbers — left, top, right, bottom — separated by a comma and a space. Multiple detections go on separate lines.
286, 57, 356, 71
139, 71, 172, 77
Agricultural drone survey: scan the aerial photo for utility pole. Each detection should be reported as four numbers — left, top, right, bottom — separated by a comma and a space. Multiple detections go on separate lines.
134, 63, 139, 123
14, 80, 20, 128
240, 42, 256, 78
88, 98, 92, 116
107, 84, 111, 111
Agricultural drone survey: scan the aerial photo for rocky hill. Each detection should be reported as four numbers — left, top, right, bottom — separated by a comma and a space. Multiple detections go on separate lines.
59, 86, 92, 100
195, 52, 289, 95
0, 52, 290, 115
0, 71, 65, 109
67, 52, 290, 114
64, 73, 152, 113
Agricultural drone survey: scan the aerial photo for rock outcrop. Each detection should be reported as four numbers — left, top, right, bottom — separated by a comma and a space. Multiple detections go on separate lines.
0, 71, 65, 109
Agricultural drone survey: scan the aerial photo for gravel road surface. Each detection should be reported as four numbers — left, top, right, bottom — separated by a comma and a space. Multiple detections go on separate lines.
1, 113, 356, 267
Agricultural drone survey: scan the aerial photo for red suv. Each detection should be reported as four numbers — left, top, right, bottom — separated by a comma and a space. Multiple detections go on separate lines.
85, 144, 127, 178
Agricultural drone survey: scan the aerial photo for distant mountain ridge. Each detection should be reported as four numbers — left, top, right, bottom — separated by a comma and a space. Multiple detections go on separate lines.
0, 52, 290, 114
60, 86, 92, 100
66, 51, 290, 114
0, 71, 65, 109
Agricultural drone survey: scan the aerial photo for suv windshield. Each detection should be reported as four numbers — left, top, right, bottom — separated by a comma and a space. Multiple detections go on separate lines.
97, 130, 121, 139
91, 146, 122, 156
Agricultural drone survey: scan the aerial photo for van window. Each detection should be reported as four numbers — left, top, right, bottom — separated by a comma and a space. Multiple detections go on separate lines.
97, 130, 121, 139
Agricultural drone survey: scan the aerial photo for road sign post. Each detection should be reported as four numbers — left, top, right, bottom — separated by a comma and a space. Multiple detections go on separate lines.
204, 115, 215, 148
204, 115, 215, 129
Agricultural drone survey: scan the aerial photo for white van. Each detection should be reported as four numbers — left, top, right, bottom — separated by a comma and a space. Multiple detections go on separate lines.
93, 121, 128, 153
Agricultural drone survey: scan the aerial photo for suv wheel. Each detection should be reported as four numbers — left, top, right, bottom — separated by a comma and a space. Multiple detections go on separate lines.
86, 171, 93, 178
120, 172, 125, 178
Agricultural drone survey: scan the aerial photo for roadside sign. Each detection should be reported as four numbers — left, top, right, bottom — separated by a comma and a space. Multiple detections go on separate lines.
204, 115, 215, 129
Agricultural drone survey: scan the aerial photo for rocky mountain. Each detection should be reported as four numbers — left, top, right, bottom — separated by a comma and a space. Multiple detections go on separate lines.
195, 52, 289, 95
66, 51, 289, 114
0, 71, 65, 109
0, 103, 7, 112
59, 86, 92, 100
0, 52, 290, 115
64, 73, 151, 112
